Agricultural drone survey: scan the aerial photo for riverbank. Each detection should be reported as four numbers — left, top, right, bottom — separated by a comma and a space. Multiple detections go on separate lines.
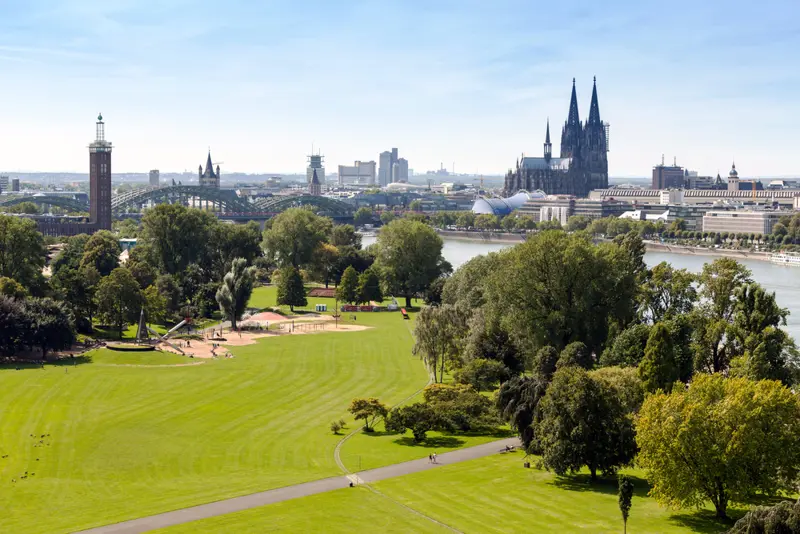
434, 230, 527, 243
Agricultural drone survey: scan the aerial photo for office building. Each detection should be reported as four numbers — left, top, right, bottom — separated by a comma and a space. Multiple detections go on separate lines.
378, 147, 408, 186
703, 210, 782, 235
149, 169, 160, 187
378, 151, 392, 186
198, 152, 220, 188
89, 113, 113, 231
0, 176, 7, 192
397, 158, 409, 183
652, 159, 685, 189
11, 178, 19, 192
307, 153, 325, 185
504, 78, 609, 197
338, 160, 376, 185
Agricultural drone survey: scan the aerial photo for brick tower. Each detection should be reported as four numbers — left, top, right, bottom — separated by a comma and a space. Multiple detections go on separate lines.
89, 113, 113, 231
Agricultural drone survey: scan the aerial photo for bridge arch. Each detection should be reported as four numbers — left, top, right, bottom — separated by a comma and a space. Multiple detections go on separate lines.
112, 185, 252, 214
253, 195, 354, 216
0, 195, 89, 213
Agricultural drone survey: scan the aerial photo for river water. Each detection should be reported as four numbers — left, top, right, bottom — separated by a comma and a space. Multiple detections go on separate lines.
362, 235, 800, 341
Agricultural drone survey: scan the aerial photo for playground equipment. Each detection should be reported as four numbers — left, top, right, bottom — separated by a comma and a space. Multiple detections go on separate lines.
135, 309, 192, 355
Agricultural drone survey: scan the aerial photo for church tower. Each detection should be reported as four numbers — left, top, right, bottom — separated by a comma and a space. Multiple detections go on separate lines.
560, 79, 581, 159
309, 168, 322, 196
582, 77, 609, 188
89, 113, 112, 231
543, 119, 552, 162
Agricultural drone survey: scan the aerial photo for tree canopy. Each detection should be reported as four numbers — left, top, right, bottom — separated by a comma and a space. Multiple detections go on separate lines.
216, 258, 256, 330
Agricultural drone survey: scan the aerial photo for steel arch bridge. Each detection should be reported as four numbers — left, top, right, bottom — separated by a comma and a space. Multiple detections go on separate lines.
0, 195, 89, 213
253, 195, 354, 216
112, 185, 253, 214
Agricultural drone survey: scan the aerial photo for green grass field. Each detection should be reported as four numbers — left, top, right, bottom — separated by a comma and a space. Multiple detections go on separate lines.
157, 452, 736, 534
0, 308, 426, 533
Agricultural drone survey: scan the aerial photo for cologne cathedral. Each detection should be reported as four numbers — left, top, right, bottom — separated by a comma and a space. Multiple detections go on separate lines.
504, 78, 609, 197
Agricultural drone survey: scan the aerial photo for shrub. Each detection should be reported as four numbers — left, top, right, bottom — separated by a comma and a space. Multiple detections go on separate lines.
454, 358, 512, 390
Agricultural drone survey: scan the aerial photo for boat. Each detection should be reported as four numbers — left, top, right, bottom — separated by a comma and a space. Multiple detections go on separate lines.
769, 252, 800, 267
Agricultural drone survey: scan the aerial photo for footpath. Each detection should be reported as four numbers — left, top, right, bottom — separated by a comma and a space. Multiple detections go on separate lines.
79, 437, 520, 534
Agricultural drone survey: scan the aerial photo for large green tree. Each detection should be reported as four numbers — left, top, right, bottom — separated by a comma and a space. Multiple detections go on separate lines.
535, 366, 636, 481
139, 204, 217, 274
496, 375, 549, 451
263, 208, 331, 268
636, 374, 800, 519
357, 267, 383, 304
638, 262, 697, 323
95, 267, 143, 338
412, 304, 467, 383
22, 297, 75, 360
599, 323, 651, 368
639, 322, 679, 393
0, 215, 46, 293
79, 230, 121, 277
374, 218, 448, 308
275, 266, 306, 312
0, 277, 27, 299
215, 258, 256, 330
336, 265, 359, 304
208, 221, 262, 280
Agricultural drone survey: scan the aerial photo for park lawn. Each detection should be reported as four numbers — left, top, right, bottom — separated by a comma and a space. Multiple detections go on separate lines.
154, 485, 450, 534
89, 348, 195, 366
160, 452, 736, 534
0, 311, 427, 533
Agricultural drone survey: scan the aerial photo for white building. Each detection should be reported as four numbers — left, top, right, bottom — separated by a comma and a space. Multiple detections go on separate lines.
378, 151, 392, 186
702, 210, 782, 235
659, 189, 684, 205
338, 161, 376, 185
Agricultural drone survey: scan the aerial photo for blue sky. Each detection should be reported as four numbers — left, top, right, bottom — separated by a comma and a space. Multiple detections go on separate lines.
1, 0, 799, 177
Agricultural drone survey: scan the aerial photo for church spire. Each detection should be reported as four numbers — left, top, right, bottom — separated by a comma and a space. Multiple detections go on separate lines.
205, 151, 214, 176
588, 76, 601, 125
544, 118, 552, 162
567, 77, 580, 126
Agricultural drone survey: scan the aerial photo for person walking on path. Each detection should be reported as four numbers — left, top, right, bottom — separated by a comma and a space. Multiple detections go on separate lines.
432, 452, 437, 464
428, 454, 432, 463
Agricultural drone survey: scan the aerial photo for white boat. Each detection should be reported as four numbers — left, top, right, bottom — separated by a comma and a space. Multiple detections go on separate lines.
769, 252, 800, 266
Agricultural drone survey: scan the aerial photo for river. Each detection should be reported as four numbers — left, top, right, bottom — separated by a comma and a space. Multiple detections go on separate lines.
361, 235, 800, 341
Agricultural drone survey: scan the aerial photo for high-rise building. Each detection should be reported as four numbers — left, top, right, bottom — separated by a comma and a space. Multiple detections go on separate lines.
149, 169, 160, 187
89, 113, 113, 231
338, 161, 376, 185
378, 148, 408, 186
652, 158, 685, 189
504, 78, 609, 197
198, 152, 220, 188
11, 178, 19, 192
378, 151, 392, 186
0, 175, 8, 192
397, 158, 409, 183
307, 153, 325, 185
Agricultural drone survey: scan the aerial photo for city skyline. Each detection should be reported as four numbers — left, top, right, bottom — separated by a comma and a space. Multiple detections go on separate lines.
1, 1, 799, 177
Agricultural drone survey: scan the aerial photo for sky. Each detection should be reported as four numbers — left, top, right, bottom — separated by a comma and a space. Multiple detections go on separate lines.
1, 0, 799, 178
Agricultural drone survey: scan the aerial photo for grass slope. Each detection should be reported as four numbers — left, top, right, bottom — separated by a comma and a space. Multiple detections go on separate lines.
154, 486, 449, 534
0, 312, 426, 533
158, 452, 734, 534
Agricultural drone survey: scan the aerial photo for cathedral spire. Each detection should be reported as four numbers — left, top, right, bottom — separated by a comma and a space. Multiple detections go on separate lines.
544, 118, 552, 162
588, 76, 601, 125
205, 151, 214, 175
567, 77, 580, 126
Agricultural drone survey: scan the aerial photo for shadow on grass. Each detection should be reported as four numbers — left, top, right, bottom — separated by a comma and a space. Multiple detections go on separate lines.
550, 473, 652, 498
668, 509, 737, 534
0, 355, 93, 371
393, 436, 466, 448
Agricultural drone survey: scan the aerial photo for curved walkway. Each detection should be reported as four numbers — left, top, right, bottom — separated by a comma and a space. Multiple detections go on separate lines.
78, 437, 520, 534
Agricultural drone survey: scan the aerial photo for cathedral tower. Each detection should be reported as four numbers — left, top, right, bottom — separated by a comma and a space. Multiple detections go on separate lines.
544, 119, 552, 162
560, 79, 581, 159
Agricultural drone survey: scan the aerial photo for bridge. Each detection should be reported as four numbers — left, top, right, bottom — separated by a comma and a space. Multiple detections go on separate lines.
3, 186, 356, 221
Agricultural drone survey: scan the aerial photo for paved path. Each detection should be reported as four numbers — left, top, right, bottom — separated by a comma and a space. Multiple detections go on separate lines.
78, 437, 520, 534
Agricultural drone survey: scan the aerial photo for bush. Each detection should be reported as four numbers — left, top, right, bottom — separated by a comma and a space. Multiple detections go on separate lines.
454, 358, 512, 390
728, 500, 800, 533
330, 420, 344, 434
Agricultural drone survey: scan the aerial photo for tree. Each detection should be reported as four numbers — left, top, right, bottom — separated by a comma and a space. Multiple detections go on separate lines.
636, 374, 800, 519
336, 265, 359, 304
409, 199, 423, 212
263, 208, 331, 268
22, 297, 74, 360
639, 323, 679, 393
638, 262, 697, 323
0, 296, 27, 356
692, 258, 753, 373
496, 375, 549, 451
0, 215, 46, 293
140, 204, 217, 274
156, 274, 182, 317
501, 215, 517, 232
51, 234, 90, 276
215, 258, 256, 330
441, 253, 501, 310
379, 211, 396, 225
535, 367, 636, 481
275, 266, 306, 312
566, 215, 592, 232
329, 224, 361, 249
456, 211, 475, 229
423, 383, 499, 432
618, 475, 634, 534
531, 346, 559, 381
474, 214, 499, 230
374, 218, 448, 308
385, 402, 438, 442
6, 201, 39, 214
590, 366, 645, 415
463, 310, 524, 375
729, 501, 800, 533
347, 397, 388, 432
353, 207, 374, 226
423, 276, 446, 305
80, 230, 121, 277
599, 324, 651, 368
95, 267, 143, 338
357, 267, 383, 304
454, 359, 511, 390
310, 243, 339, 288
142, 285, 167, 325
413, 304, 467, 383
208, 221, 263, 280
0, 277, 27, 299
557, 341, 593, 370
51, 264, 100, 330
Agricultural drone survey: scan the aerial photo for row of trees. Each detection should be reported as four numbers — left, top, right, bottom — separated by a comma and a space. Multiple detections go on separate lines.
0, 296, 73, 358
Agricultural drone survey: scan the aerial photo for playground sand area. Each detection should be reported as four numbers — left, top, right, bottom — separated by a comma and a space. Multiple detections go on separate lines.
157, 321, 370, 359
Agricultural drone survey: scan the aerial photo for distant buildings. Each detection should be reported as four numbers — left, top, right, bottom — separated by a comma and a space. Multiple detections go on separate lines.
338, 160, 376, 185
149, 169, 160, 187
505, 78, 609, 197
378, 148, 408, 186
652, 158, 685, 189
198, 152, 220, 188
307, 153, 325, 185
309, 168, 322, 196
11, 178, 19, 192
0, 176, 7, 192
703, 210, 782, 235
